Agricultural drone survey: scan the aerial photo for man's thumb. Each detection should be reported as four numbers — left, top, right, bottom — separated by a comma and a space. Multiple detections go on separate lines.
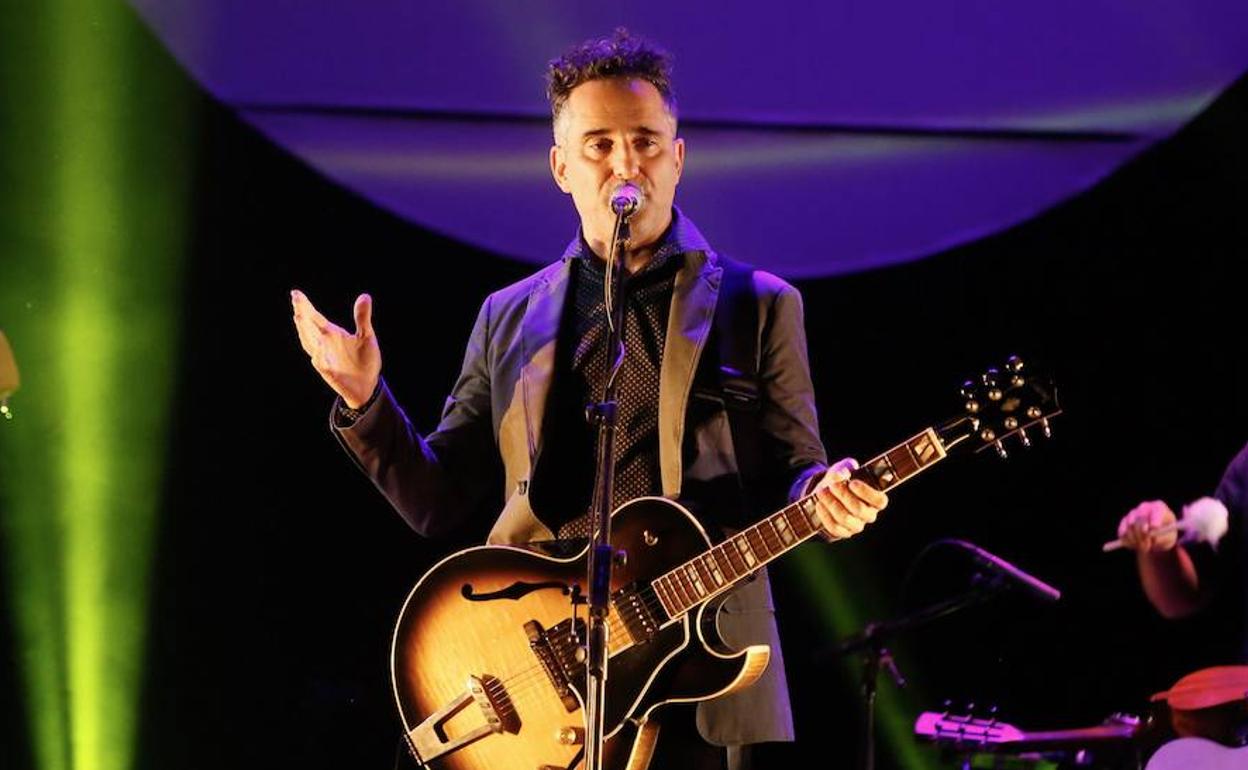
354, 293, 374, 338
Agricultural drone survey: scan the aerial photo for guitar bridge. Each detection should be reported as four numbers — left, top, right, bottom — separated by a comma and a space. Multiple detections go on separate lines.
526, 619, 583, 713
405, 674, 518, 764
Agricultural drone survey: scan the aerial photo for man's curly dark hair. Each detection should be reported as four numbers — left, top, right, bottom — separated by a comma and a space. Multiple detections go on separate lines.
546, 28, 677, 136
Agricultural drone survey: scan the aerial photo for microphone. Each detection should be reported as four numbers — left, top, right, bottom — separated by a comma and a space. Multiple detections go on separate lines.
955, 539, 1062, 602
610, 182, 643, 219
0, 330, 19, 420
1102, 497, 1229, 552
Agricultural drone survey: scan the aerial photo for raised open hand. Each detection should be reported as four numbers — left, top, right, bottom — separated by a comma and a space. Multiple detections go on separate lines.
291, 290, 381, 409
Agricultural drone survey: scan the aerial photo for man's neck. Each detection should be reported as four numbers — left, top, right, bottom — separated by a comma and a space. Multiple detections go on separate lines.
584, 210, 672, 274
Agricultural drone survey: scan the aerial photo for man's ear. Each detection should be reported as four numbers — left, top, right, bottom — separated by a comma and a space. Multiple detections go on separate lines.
673, 137, 685, 184
550, 145, 571, 193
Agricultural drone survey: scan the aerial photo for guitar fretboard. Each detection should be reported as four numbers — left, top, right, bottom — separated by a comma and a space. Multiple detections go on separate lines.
650, 427, 947, 619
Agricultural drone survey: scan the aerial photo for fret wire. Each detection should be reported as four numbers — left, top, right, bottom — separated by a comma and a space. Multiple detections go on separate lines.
649, 579, 666, 613
799, 497, 821, 532
904, 436, 924, 465
782, 503, 811, 538
759, 517, 783, 552
700, 554, 725, 588
773, 513, 796, 547
721, 540, 747, 576
734, 533, 758, 568
685, 564, 707, 598
665, 574, 690, 611
657, 576, 678, 614
711, 545, 737, 582
690, 557, 714, 591
744, 526, 771, 561
888, 444, 920, 478
678, 566, 700, 603
671, 570, 694, 608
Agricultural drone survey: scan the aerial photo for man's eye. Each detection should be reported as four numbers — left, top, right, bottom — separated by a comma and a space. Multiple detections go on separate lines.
589, 140, 612, 153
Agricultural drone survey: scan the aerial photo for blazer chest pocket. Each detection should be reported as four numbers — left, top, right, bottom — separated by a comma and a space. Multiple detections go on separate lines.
691, 366, 759, 415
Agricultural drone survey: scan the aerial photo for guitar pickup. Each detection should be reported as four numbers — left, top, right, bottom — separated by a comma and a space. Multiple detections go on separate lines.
405, 674, 518, 765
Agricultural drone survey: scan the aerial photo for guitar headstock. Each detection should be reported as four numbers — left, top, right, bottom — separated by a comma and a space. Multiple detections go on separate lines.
914, 709, 1024, 747
938, 355, 1060, 459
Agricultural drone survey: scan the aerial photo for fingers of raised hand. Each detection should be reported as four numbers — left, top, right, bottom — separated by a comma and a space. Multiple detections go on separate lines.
291, 290, 354, 365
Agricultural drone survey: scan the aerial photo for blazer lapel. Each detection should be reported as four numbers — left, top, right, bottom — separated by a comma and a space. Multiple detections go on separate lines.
518, 260, 572, 466
658, 250, 722, 496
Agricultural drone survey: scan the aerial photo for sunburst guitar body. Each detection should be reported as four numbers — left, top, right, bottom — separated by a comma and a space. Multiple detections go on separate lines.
392, 498, 767, 770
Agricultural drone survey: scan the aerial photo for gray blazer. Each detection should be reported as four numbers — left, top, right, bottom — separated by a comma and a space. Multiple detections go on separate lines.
333, 214, 829, 745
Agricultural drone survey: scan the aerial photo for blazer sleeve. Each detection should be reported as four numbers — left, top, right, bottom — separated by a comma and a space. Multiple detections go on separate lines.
754, 274, 830, 505
330, 295, 501, 537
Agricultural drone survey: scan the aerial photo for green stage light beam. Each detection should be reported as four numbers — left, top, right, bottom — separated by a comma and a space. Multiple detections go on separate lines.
786, 544, 939, 770
0, 3, 193, 769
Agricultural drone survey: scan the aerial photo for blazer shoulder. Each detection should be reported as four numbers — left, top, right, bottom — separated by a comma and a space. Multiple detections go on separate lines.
717, 254, 800, 302
481, 259, 569, 314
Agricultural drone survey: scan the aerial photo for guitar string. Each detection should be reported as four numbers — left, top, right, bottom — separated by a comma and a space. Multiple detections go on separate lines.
425, 519, 824, 709
490, 513, 868, 704
438, 534, 825, 711
483, 613, 640, 698
473, 579, 678, 698
415, 417, 1022, 719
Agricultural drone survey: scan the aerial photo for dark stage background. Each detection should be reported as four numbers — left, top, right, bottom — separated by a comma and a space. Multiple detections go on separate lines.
2, 26, 1246, 770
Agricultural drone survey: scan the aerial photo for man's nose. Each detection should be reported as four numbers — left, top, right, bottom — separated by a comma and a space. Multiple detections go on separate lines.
611, 145, 640, 180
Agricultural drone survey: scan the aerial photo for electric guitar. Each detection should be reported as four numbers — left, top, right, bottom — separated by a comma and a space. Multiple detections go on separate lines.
914, 709, 1143, 752
391, 357, 1059, 770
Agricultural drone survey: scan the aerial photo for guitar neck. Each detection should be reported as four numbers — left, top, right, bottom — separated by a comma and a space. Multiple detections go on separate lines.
650, 427, 949, 619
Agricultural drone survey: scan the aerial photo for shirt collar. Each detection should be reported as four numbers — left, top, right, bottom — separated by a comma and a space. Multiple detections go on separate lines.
560, 206, 711, 270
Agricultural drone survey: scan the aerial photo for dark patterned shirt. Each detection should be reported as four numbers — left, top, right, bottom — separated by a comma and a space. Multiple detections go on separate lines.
531, 212, 701, 537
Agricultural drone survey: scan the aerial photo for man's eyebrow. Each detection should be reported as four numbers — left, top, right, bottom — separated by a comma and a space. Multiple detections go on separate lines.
579, 125, 665, 140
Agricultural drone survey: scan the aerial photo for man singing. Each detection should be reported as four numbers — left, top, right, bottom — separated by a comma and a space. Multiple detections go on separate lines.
293, 29, 887, 769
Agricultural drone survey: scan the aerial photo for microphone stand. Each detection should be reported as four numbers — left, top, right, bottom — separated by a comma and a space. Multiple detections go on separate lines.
582, 203, 634, 770
822, 575, 1011, 770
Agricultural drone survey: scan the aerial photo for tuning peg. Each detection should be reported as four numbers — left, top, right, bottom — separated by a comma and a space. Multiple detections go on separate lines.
1006, 355, 1024, 373
965, 399, 980, 414
1003, 417, 1018, 431
961, 380, 977, 399
993, 440, 1008, 459
1041, 418, 1052, 438
981, 368, 1003, 401
1018, 429, 1031, 448
1026, 406, 1043, 420
979, 427, 996, 442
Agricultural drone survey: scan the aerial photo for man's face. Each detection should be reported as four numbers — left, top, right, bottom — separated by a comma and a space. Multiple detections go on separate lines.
549, 77, 684, 253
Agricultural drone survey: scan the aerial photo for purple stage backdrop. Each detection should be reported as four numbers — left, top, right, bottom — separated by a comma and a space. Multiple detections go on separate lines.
131, 1, 1248, 277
